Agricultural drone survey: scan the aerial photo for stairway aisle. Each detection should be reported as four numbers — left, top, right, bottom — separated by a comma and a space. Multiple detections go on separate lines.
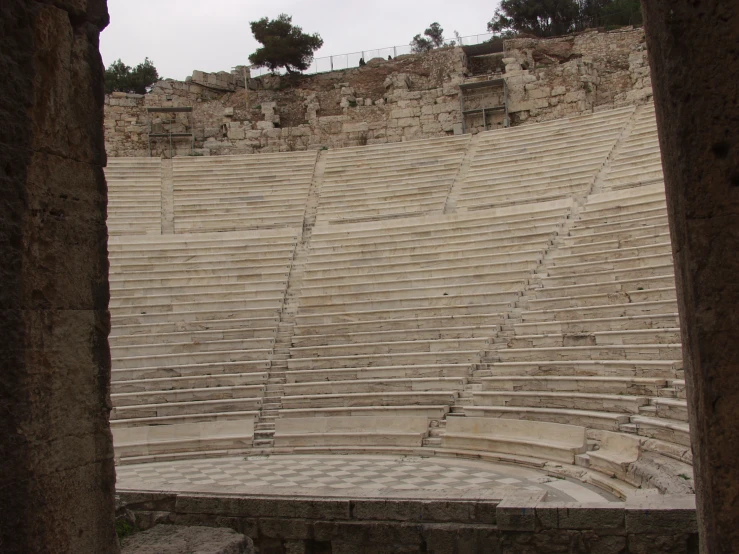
440, 105, 642, 432
443, 134, 481, 214
253, 151, 327, 449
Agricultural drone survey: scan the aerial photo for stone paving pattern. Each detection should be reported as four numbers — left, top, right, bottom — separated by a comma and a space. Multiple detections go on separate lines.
117, 454, 618, 503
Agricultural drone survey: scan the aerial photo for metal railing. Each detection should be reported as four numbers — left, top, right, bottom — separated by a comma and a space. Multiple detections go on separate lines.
249, 32, 498, 77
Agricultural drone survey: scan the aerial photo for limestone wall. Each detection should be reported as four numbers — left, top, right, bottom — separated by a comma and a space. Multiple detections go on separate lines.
0, 0, 119, 551
502, 27, 651, 123
105, 48, 467, 157
121, 491, 698, 554
105, 27, 652, 157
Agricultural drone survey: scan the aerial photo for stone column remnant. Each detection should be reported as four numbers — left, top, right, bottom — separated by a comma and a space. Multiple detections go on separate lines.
0, 0, 118, 552
641, 1, 739, 552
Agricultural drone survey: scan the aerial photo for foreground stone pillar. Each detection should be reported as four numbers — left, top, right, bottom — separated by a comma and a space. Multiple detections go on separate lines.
641, 2, 739, 552
0, 1, 118, 552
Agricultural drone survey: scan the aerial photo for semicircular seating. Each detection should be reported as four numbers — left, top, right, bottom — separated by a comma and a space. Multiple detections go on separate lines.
107, 102, 693, 498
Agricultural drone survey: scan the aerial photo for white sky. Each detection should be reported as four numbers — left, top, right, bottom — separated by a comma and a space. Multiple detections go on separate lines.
100, 0, 499, 80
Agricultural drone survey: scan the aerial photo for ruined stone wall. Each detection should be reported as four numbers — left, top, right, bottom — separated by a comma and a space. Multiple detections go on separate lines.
502, 27, 651, 123
105, 27, 652, 157
121, 491, 698, 554
0, 0, 119, 552
105, 48, 466, 157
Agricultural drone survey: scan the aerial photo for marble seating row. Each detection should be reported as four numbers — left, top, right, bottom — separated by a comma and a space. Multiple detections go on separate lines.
113, 418, 254, 462
601, 103, 663, 192
441, 417, 587, 464
172, 151, 317, 232
273, 416, 430, 449
456, 106, 635, 210
109, 229, 296, 438
316, 135, 470, 224
279, 201, 574, 417
105, 157, 162, 235
453, 182, 691, 490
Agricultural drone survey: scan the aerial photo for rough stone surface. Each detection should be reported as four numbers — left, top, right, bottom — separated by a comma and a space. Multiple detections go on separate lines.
642, 2, 739, 553
121, 525, 253, 554
0, 0, 118, 552
120, 491, 697, 554
103, 29, 652, 157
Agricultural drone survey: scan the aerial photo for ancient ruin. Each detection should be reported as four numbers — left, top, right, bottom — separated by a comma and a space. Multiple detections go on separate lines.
1, 1, 737, 552
104, 28, 652, 158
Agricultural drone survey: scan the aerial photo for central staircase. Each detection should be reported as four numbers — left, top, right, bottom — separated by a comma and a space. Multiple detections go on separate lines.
253, 151, 326, 448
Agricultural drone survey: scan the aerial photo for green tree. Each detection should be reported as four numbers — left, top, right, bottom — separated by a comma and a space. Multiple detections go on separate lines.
104, 58, 160, 94
411, 22, 446, 53
248, 14, 324, 74
410, 34, 434, 53
488, 0, 581, 37
425, 22, 445, 47
600, 0, 642, 26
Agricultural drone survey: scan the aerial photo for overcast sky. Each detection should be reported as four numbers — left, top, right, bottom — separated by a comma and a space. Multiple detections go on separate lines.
100, 0, 499, 80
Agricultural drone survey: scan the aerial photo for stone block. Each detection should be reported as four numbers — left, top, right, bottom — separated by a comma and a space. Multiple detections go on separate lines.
552, 85, 567, 96
396, 117, 419, 128
496, 492, 545, 531
121, 525, 253, 554
528, 87, 552, 99
625, 495, 697, 535
342, 122, 369, 133
564, 90, 587, 103
557, 504, 625, 531
391, 108, 414, 119
442, 84, 459, 96
256, 121, 274, 130
452, 123, 463, 135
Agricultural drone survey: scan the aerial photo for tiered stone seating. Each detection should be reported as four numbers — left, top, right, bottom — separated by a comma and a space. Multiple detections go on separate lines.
172, 151, 317, 233
108, 229, 297, 462
105, 157, 162, 235
457, 181, 691, 491
442, 418, 588, 464
113, 419, 255, 459
273, 416, 430, 450
106, 103, 692, 495
456, 107, 634, 210
315, 135, 470, 224
277, 199, 573, 437
601, 103, 663, 192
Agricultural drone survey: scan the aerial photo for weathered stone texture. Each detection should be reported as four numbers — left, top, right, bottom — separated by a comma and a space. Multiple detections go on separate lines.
103, 29, 652, 158
642, 1, 739, 552
121, 525, 253, 554
120, 491, 697, 554
504, 28, 651, 124
0, 0, 117, 552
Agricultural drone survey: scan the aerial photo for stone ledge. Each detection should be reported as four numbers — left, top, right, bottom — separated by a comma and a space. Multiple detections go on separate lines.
119, 490, 697, 553
121, 524, 253, 554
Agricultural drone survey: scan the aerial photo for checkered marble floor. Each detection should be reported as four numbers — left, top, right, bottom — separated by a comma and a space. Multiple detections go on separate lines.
116, 454, 620, 503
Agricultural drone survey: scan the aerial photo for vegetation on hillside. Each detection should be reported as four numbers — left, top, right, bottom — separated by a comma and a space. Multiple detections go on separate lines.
248, 14, 324, 74
104, 58, 160, 94
410, 22, 464, 53
488, 0, 643, 37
